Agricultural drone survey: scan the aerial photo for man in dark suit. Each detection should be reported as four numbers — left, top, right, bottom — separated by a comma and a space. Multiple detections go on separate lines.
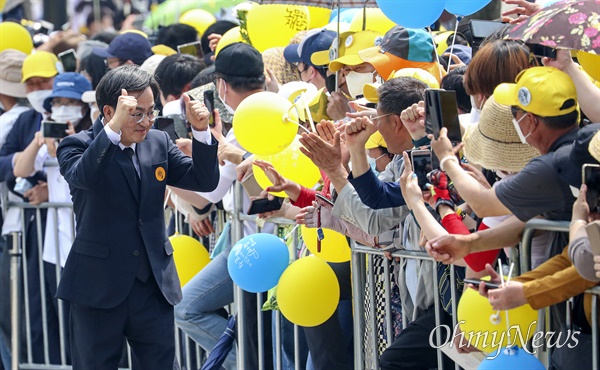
56, 65, 219, 369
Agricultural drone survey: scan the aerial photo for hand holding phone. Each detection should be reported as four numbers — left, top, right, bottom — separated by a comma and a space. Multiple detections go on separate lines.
203, 90, 215, 127
410, 149, 433, 191
464, 278, 501, 291
425, 89, 461, 142
42, 121, 69, 139
247, 196, 284, 215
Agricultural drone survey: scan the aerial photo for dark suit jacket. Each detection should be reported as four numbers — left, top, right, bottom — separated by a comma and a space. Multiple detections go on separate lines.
56, 119, 219, 309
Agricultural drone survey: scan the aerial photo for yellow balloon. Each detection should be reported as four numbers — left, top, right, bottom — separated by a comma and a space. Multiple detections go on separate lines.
215, 27, 245, 57
233, 91, 299, 156
277, 256, 340, 327
0, 22, 33, 54
301, 225, 350, 263
457, 282, 538, 353
170, 234, 211, 287
179, 9, 216, 37
247, 4, 310, 52
349, 8, 396, 35
253, 136, 321, 197
307, 6, 332, 29
578, 50, 600, 82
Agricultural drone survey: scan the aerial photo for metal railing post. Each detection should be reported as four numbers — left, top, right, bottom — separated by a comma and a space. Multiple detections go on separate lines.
232, 182, 245, 369
10, 232, 21, 370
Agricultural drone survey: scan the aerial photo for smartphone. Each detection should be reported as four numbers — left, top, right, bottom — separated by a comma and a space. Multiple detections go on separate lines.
583, 163, 600, 213
315, 193, 334, 207
177, 41, 204, 59
527, 43, 557, 59
464, 278, 501, 290
204, 90, 215, 127
58, 48, 78, 73
247, 196, 284, 215
154, 117, 179, 143
42, 121, 69, 139
469, 20, 505, 54
410, 149, 433, 191
425, 89, 462, 142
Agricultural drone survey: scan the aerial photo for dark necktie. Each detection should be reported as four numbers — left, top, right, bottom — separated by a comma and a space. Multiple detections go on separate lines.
123, 147, 151, 282
123, 147, 141, 190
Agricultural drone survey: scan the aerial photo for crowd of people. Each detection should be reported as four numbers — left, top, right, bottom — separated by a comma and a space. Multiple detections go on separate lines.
0, 0, 599, 369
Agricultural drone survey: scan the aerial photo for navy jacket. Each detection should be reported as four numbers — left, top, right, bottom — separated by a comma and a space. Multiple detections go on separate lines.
0, 109, 41, 183
56, 119, 219, 309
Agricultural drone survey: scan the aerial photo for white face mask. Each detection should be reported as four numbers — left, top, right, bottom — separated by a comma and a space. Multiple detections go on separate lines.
345, 71, 374, 99
217, 80, 235, 115
469, 95, 484, 123
26, 89, 52, 114
51, 105, 83, 125
512, 113, 531, 145
367, 153, 387, 176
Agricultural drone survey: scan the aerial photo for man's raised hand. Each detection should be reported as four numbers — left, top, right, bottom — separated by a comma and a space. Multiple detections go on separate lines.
183, 93, 210, 131
109, 89, 137, 132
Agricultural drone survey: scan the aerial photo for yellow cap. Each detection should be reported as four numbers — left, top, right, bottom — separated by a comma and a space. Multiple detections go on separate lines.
493, 66, 578, 117
21, 51, 59, 83
365, 131, 387, 149
363, 68, 440, 103
311, 30, 383, 72
151, 44, 177, 56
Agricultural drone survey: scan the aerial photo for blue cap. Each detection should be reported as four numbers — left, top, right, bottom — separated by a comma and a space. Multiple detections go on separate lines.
443, 44, 472, 65
93, 33, 153, 66
284, 29, 336, 67
43, 72, 92, 112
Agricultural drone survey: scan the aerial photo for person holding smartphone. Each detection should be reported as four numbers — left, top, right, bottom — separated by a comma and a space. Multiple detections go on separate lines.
569, 131, 600, 282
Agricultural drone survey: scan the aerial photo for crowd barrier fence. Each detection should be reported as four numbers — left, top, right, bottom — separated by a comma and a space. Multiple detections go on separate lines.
6, 182, 598, 369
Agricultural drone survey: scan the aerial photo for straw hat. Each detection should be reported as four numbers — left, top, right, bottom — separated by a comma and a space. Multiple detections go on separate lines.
262, 47, 301, 85
462, 95, 540, 172
590, 131, 600, 163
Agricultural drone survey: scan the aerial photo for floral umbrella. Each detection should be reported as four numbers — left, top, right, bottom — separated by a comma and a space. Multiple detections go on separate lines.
255, 0, 377, 8
507, 0, 600, 54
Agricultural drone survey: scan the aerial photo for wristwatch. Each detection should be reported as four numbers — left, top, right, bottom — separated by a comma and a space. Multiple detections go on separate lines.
242, 152, 252, 161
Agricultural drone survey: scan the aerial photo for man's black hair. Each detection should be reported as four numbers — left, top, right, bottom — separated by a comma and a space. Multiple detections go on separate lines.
214, 72, 265, 93
155, 54, 205, 99
441, 66, 471, 113
96, 65, 159, 113
156, 23, 198, 52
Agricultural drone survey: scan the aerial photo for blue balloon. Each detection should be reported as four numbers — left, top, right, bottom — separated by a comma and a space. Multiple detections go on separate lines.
478, 347, 545, 370
376, 0, 446, 29
330, 8, 359, 24
227, 233, 289, 293
445, 0, 492, 16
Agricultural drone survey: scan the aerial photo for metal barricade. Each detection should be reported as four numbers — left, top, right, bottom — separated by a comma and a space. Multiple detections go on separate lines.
520, 218, 597, 369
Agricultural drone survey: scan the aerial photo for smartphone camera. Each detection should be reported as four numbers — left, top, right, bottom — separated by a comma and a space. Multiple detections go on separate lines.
584, 164, 600, 213
203, 90, 215, 127
410, 149, 433, 191
177, 41, 204, 59
58, 49, 78, 73
42, 121, 69, 139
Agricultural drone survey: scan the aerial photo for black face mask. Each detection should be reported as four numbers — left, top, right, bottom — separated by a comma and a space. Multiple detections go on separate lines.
325, 73, 337, 94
